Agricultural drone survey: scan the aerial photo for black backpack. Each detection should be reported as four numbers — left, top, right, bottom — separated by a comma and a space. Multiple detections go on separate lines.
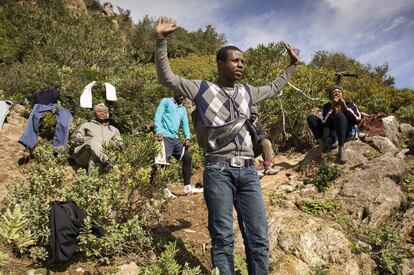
49, 201, 105, 263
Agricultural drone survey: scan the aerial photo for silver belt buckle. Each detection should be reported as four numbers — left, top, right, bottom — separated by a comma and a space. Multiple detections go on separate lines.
229, 156, 244, 167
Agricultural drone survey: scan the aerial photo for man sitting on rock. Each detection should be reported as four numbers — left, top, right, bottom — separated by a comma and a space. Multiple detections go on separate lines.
250, 105, 278, 176
72, 103, 123, 173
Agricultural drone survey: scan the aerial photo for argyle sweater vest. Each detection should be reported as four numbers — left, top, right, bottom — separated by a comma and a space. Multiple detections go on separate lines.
194, 80, 255, 154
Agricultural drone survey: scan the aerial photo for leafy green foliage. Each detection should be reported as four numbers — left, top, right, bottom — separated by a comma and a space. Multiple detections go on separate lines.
78, 216, 152, 265
311, 51, 395, 86
0, 208, 35, 254
0, 1, 130, 101
362, 150, 380, 161
2, 142, 66, 261
0, 250, 8, 267
139, 242, 202, 275
400, 170, 414, 193
364, 225, 407, 274
130, 16, 225, 64
396, 104, 414, 126
2, 0, 414, 272
312, 265, 329, 275
1, 135, 180, 265
305, 158, 341, 192
38, 109, 57, 140
300, 200, 341, 216
234, 255, 248, 275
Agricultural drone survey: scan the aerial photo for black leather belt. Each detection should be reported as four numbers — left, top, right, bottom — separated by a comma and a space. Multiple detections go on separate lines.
205, 155, 254, 167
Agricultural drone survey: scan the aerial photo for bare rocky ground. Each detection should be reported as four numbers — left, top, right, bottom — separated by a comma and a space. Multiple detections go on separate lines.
0, 105, 27, 202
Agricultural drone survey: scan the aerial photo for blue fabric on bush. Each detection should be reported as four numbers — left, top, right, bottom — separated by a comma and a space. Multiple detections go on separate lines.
19, 103, 73, 150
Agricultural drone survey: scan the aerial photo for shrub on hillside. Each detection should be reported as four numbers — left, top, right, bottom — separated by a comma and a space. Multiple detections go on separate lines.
305, 157, 341, 192
243, 44, 330, 150
1, 141, 66, 261
138, 242, 202, 275
0, 134, 180, 264
364, 224, 407, 274
396, 105, 414, 126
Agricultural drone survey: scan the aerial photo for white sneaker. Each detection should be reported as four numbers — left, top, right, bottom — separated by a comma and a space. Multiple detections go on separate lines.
183, 185, 203, 195
163, 188, 176, 199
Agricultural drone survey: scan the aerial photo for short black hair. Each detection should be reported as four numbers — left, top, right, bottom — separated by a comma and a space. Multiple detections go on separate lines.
216, 45, 242, 62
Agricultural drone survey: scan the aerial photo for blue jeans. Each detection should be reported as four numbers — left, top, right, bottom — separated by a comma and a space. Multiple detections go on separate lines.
19, 103, 73, 150
203, 162, 269, 275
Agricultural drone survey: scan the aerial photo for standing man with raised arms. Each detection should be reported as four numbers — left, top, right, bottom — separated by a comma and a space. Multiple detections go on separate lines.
154, 17, 299, 275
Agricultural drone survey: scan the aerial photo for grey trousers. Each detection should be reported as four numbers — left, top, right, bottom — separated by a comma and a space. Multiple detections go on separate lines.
254, 139, 274, 168
73, 140, 108, 173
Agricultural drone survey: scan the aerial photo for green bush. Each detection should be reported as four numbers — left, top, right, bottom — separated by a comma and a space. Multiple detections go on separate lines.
300, 200, 341, 216
0, 134, 180, 265
305, 158, 341, 192
37, 110, 58, 141
362, 150, 380, 161
396, 105, 414, 126
0, 208, 35, 255
364, 225, 407, 274
2, 142, 66, 261
234, 254, 248, 275
0, 250, 8, 267
243, 44, 331, 150
139, 242, 202, 275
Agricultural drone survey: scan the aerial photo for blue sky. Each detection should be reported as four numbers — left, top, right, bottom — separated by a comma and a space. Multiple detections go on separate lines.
108, 0, 414, 89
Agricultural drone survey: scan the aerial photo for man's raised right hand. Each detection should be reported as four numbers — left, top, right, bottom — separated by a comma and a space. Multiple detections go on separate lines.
155, 16, 178, 39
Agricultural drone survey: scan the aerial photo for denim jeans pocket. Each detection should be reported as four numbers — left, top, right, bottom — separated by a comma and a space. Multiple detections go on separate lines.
247, 165, 259, 176
204, 163, 226, 176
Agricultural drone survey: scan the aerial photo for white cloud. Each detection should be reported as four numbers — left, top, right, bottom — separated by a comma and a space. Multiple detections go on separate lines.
383, 16, 407, 31
358, 41, 398, 64
323, 0, 413, 23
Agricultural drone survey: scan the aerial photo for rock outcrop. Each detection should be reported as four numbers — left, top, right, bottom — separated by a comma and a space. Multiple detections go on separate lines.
257, 115, 412, 274
267, 207, 375, 274
66, 0, 88, 14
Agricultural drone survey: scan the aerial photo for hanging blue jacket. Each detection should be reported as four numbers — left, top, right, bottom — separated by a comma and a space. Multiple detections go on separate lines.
154, 98, 190, 140
19, 103, 73, 150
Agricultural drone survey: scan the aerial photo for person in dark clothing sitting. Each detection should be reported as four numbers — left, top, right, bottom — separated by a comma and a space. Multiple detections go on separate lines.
307, 85, 361, 164
249, 106, 278, 176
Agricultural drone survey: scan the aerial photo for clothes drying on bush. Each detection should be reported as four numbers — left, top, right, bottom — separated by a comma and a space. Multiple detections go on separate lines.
28, 88, 60, 106
0, 99, 13, 130
80, 81, 117, 108
19, 103, 73, 150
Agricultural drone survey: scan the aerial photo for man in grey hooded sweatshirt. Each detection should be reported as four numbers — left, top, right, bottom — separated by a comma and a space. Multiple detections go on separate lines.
72, 103, 123, 173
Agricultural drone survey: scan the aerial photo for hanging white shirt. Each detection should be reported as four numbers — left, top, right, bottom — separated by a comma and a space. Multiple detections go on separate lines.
80, 81, 117, 108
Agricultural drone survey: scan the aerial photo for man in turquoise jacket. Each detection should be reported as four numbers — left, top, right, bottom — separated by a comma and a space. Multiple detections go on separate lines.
154, 94, 203, 197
